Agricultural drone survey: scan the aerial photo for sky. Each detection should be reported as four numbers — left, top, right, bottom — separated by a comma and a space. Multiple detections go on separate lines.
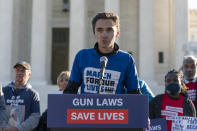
188, 0, 197, 9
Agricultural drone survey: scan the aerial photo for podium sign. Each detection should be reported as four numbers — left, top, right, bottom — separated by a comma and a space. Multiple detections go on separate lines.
48, 94, 148, 128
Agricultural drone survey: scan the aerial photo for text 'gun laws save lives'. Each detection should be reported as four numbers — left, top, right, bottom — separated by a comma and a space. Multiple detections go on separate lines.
47, 94, 148, 128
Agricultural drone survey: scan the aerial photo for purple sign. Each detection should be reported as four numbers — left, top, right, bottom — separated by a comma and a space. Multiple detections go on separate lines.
146, 118, 168, 131
47, 94, 148, 128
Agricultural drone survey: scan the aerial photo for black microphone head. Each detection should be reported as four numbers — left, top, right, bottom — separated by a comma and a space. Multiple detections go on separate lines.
100, 56, 108, 68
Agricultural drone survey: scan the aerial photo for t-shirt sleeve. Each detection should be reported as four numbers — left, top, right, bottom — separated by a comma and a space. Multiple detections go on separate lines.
125, 55, 139, 91
31, 90, 40, 113
69, 51, 82, 84
139, 80, 155, 102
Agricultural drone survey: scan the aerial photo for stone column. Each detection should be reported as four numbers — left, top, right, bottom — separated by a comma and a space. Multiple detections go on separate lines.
139, 0, 158, 93
105, 0, 120, 44
105, 0, 120, 15
175, 0, 188, 69
69, 0, 87, 70
30, 0, 52, 85
0, 0, 13, 83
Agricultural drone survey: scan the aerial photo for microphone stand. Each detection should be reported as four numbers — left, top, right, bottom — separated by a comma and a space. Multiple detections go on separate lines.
97, 56, 108, 94
97, 75, 103, 94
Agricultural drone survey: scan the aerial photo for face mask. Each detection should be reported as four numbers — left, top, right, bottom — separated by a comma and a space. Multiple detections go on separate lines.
165, 83, 181, 95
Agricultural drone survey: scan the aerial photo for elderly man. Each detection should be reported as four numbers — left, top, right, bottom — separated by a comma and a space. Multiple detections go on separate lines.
182, 55, 197, 113
2, 61, 40, 131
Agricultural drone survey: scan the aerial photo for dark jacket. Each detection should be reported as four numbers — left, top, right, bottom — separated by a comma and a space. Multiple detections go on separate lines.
36, 109, 50, 131
149, 94, 196, 119
0, 86, 8, 127
195, 91, 197, 113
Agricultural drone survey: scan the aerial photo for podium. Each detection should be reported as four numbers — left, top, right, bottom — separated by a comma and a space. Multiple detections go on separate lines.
48, 94, 148, 131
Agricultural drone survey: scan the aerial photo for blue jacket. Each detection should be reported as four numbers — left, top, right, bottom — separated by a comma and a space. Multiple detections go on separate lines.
139, 80, 154, 102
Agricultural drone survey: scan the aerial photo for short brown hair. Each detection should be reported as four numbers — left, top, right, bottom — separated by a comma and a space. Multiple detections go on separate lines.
92, 12, 120, 34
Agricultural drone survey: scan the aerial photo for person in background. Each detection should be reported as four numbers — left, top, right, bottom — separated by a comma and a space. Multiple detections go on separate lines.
181, 55, 197, 112
56, 71, 70, 93
2, 61, 40, 131
139, 80, 154, 103
36, 71, 70, 131
149, 69, 196, 131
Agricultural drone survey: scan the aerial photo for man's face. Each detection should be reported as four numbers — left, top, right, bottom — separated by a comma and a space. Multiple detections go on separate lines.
94, 19, 119, 51
14, 65, 31, 84
182, 59, 196, 81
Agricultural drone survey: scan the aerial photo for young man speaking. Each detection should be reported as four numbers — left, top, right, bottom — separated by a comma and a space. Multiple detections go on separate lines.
64, 12, 140, 95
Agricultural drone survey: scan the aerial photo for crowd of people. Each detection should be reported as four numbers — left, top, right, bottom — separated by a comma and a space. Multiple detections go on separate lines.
0, 12, 197, 131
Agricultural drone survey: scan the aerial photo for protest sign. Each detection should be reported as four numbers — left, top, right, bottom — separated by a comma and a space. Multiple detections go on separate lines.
48, 94, 148, 128
146, 118, 168, 131
172, 116, 197, 131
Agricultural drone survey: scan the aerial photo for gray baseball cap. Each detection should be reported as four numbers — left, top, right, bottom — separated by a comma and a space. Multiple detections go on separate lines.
13, 61, 31, 70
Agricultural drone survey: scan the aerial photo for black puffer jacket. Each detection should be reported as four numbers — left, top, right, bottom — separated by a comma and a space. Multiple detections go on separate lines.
149, 94, 196, 119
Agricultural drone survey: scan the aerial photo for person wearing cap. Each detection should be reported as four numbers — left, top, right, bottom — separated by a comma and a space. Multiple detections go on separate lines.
2, 61, 40, 131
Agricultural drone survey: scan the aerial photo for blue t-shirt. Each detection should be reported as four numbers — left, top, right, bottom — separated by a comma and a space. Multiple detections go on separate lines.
70, 48, 139, 94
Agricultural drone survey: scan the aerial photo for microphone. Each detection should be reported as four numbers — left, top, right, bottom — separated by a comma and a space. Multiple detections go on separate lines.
97, 56, 108, 94
100, 56, 108, 79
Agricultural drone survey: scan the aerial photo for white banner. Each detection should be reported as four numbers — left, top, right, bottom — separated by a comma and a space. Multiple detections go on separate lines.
172, 116, 197, 131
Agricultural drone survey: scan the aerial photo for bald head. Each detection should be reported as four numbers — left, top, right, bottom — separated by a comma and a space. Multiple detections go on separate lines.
183, 56, 197, 64
182, 56, 197, 81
